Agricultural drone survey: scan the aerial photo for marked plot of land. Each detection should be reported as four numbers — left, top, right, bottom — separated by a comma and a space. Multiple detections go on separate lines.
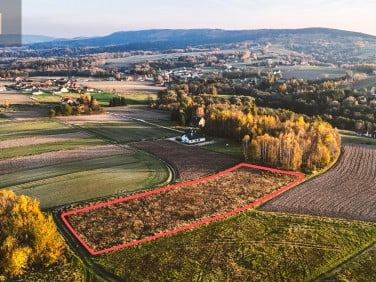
62, 164, 304, 254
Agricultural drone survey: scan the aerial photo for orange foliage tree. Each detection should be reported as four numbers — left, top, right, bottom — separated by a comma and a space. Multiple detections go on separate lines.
0, 191, 64, 278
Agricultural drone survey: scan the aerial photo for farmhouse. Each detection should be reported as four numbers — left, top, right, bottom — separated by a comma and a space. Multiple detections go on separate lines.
181, 129, 206, 144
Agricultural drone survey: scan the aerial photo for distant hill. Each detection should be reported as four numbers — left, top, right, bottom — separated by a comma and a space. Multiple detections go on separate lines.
29, 28, 376, 49
22, 35, 58, 44
26, 28, 376, 64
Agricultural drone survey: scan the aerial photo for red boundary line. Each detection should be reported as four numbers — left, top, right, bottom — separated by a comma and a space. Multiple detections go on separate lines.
61, 163, 305, 255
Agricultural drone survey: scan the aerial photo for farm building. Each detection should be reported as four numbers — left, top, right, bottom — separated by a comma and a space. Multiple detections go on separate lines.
181, 129, 206, 144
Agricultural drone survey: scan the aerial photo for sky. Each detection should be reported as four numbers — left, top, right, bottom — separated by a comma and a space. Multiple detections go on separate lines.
22, 0, 376, 38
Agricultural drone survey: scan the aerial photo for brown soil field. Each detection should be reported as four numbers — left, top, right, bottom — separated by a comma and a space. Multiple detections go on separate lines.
131, 140, 239, 181
260, 144, 376, 222
106, 106, 170, 122
0, 132, 92, 149
0, 93, 35, 105
2, 108, 50, 120
83, 81, 164, 94
65, 166, 297, 251
0, 144, 131, 174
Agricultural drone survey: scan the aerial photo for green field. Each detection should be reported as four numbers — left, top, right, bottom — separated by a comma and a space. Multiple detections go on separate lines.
0, 119, 66, 134
122, 93, 158, 105
0, 127, 81, 141
94, 210, 376, 281
340, 130, 376, 145
323, 243, 376, 281
0, 138, 108, 160
1, 152, 170, 209
202, 138, 242, 159
91, 92, 117, 106
82, 121, 178, 143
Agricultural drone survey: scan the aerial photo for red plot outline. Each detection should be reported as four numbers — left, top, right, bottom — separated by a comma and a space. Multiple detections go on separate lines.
61, 163, 305, 255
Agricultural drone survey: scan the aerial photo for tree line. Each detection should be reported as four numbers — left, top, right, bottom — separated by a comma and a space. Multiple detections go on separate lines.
157, 87, 341, 172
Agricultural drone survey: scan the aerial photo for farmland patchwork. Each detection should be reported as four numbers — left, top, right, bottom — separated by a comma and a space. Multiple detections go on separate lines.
62, 164, 304, 254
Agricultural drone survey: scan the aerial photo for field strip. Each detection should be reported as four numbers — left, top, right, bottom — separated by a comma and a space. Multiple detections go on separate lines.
0, 144, 131, 174
106, 112, 184, 134
0, 132, 92, 149
175, 240, 340, 251
62, 163, 304, 255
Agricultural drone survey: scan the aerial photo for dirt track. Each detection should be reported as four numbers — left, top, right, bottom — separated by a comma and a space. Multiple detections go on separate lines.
0, 145, 131, 174
260, 144, 376, 222
132, 140, 239, 181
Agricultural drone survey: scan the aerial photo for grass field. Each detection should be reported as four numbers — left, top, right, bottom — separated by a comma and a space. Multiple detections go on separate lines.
82, 81, 163, 95
0, 119, 66, 134
82, 121, 178, 143
201, 138, 242, 159
323, 242, 376, 281
93, 210, 376, 281
0, 137, 108, 160
280, 66, 346, 80
122, 93, 158, 105
340, 130, 376, 145
0, 127, 80, 141
1, 152, 170, 209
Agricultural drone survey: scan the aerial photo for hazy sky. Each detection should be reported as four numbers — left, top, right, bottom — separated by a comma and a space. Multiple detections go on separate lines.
23, 0, 376, 38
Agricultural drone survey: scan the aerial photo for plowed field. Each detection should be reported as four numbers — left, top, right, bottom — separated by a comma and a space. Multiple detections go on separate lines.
260, 144, 376, 222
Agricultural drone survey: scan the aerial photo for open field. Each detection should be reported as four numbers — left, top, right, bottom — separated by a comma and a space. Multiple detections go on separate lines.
132, 140, 239, 181
323, 242, 376, 281
0, 127, 80, 141
64, 165, 298, 252
340, 130, 376, 145
81, 120, 178, 143
0, 92, 35, 105
0, 137, 108, 160
0, 119, 65, 133
106, 106, 170, 122
352, 75, 376, 89
0, 117, 171, 209
260, 144, 376, 222
2, 152, 169, 209
201, 138, 243, 159
94, 210, 376, 281
280, 66, 346, 80
0, 144, 130, 175
83, 81, 164, 95
0, 131, 91, 149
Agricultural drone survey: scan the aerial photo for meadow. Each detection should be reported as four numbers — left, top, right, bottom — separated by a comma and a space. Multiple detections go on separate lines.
94, 210, 376, 281
0, 119, 171, 209
2, 152, 169, 209
81, 121, 178, 143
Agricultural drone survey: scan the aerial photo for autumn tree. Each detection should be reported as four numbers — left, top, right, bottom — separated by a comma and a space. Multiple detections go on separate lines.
0, 191, 64, 278
242, 135, 250, 161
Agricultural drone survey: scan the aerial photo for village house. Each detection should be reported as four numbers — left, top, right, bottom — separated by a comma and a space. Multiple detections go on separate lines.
180, 129, 206, 144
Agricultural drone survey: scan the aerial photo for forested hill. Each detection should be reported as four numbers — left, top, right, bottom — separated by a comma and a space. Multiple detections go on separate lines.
29, 28, 376, 49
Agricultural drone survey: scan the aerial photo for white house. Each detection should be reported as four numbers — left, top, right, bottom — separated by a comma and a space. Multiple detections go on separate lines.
181, 129, 206, 144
